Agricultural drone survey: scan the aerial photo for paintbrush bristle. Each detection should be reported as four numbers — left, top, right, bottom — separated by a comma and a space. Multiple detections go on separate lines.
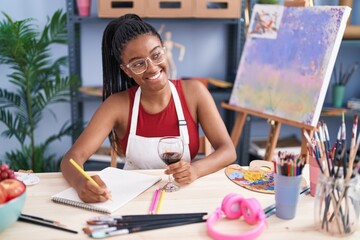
82, 227, 92, 234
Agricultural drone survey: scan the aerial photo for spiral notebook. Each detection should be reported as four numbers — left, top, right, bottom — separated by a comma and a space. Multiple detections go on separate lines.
51, 167, 161, 214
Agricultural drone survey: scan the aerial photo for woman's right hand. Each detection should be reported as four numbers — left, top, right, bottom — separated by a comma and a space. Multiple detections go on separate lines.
76, 175, 111, 203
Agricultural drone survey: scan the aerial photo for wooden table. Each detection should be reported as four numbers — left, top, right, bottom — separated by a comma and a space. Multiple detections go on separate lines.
1, 167, 359, 239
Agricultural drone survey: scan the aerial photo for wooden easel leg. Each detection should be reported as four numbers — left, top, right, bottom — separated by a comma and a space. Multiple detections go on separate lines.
264, 120, 282, 161
301, 128, 313, 163
230, 112, 248, 147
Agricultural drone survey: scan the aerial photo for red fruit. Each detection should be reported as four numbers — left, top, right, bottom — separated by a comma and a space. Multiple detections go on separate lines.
0, 163, 16, 181
0, 179, 26, 201
1, 171, 8, 179
0, 164, 9, 171
0, 184, 6, 204
7, 169, 15, 179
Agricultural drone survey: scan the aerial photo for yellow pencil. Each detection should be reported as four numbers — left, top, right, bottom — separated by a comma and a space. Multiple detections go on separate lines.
156, 189, 165, 214
69, 158, 99, 187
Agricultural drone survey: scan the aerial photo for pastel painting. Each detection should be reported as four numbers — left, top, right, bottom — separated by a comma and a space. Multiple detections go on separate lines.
229, 5, 351, 126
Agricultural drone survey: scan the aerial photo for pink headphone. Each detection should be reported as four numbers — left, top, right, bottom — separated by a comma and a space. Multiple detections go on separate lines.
206, 193, 267, 240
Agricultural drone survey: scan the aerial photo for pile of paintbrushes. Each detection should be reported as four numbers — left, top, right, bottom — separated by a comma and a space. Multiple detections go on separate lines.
83, 212, 208, 238
333, 61, 359, 86
304, 114, 360, 235
304, 114, 359, 180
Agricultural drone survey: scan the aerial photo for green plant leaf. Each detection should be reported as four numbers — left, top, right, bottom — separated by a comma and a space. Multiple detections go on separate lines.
0, 9, 77, 172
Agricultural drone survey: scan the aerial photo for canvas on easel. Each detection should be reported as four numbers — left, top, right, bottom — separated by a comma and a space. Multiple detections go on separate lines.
225, 4, 351, 160
230, 4, 350, 126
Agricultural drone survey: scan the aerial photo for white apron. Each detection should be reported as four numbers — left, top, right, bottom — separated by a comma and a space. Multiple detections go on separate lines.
124, 81, 191, 170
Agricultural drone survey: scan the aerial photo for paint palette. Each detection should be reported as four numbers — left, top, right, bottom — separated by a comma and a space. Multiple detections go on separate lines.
16, 172, 40, 186
225, 161, 275, 194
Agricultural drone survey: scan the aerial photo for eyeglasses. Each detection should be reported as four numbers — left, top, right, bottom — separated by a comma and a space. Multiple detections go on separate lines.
123, 47, 166, 75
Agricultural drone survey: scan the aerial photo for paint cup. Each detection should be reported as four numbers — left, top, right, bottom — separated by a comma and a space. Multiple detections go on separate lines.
274, 174, 302, 220
77, 0, 91, 16
309, 154, 321, 197
332, 84, 345, 108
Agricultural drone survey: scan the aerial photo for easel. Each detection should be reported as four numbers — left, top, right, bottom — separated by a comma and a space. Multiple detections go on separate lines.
221, 102, 316, 161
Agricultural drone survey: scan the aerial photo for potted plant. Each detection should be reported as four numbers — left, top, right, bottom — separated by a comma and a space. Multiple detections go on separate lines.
0, 10, 79, 172
332, 62, 359, 108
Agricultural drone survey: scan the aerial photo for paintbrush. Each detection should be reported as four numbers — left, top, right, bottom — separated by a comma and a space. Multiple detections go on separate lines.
84, 216, 205, 234
88, 217, 206, 238
303, 131, 324, 174
87, 212, 208, 225
20, 213, 66, 227
18, 215, 78, 234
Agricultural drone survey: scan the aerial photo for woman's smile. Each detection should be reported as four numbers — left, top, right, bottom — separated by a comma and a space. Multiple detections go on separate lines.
147, 70, 162, 80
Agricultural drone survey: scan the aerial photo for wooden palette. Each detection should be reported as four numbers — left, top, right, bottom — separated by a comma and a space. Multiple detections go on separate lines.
225, 160, 307, 194
225, 161, 275, 194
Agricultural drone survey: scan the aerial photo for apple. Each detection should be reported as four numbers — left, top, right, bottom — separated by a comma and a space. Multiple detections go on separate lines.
0, 179, 26, 202
0, 184, 6, 204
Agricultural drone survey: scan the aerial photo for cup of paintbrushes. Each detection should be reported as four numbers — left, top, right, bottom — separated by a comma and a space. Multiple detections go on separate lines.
314, 172, 360, 236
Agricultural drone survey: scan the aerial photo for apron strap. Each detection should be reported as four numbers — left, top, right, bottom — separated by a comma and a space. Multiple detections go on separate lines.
169, 82, 189, 144
129, 81, 190, 144
129, 87, 141, 135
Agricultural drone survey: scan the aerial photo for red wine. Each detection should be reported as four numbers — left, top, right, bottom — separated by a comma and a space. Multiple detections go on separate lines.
160, 152, 182, 165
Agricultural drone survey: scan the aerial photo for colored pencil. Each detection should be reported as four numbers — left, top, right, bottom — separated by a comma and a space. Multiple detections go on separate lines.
275, 151, 305, 176
69, 158, 99, 187
156, 189, 165, 214
148, 188, 160, 214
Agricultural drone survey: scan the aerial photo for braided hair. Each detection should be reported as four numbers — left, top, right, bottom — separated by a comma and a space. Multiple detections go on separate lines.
102, 13, 162, 101
101, 14, 163, 158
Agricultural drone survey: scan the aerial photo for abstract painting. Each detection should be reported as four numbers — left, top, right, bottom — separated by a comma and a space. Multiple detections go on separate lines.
229, 5, 351, 126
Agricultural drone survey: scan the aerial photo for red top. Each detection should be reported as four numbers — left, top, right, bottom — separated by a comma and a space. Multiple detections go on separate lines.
120, 80, 199, 160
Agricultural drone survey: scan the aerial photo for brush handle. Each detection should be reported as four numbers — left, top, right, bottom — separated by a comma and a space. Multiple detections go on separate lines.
93, 217, 206, 228
119, 212, 207, 220
18, 215, 78, 234
88, 212, 208, 224
129, 218, 205, 233
122, 217, 205, 230
91, 218, 206, 238
20, 213, 58, 224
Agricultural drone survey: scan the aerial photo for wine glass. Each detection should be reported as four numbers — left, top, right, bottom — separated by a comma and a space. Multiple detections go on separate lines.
158, 136, 184, 192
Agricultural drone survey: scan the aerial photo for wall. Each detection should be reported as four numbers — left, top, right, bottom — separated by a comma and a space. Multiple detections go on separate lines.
0, 0, 71, 160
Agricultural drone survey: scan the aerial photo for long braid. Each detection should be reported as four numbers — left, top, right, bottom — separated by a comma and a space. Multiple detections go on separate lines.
101, 14, 163, 161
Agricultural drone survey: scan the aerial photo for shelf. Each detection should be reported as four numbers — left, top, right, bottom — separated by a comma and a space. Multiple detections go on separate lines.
341, 39, 360, 47
71, 15, 243, 24
66, 0, 246, 165
75, 87, 232, 104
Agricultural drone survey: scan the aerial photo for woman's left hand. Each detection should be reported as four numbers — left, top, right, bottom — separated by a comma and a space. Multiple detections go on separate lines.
164, 160, 198, 184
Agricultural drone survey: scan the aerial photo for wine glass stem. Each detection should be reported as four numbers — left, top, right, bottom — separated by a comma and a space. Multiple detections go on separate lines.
168, 174, 173, 184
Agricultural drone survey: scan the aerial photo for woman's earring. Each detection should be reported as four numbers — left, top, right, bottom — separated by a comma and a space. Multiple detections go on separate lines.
120, 64, 131, 77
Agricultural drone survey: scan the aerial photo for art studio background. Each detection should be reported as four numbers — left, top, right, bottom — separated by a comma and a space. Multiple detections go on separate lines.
1, 0, 359, 169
